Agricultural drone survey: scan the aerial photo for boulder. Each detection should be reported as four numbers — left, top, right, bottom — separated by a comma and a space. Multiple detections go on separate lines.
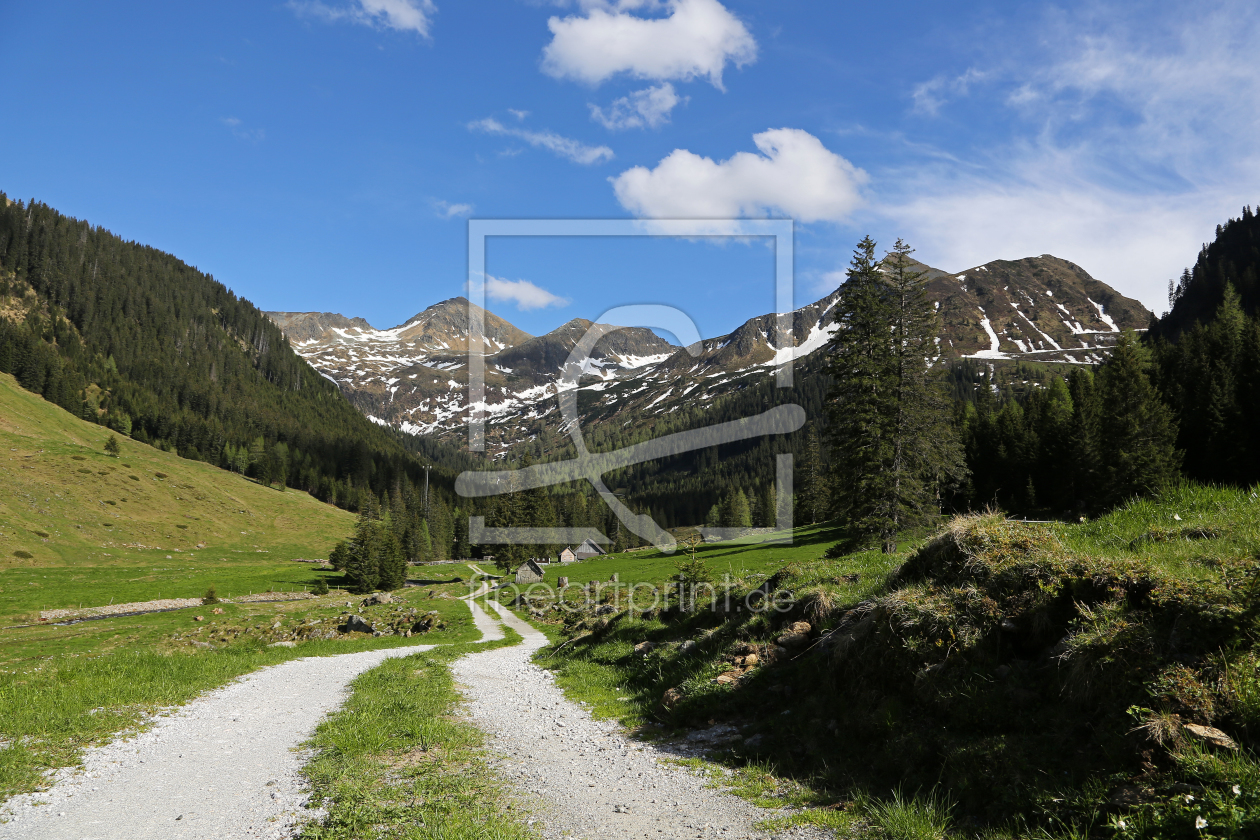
1182, 723, 1238, 750
680, 640, 698, 653
743, 653, 759, 667
360, 592, 393, 608
633, 641, 656, 655
558, 577, 569, 588
339, 614, 373, 634
411, 617, 435, 634
595, 604, 616, 616
714, 672, 740, 685
776, 620, 812, 648
661, 687, 684, 709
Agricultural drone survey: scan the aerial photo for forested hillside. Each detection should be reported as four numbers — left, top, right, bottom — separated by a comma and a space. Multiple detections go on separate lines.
0, 193, 450, 515
957, 207, 1260, 515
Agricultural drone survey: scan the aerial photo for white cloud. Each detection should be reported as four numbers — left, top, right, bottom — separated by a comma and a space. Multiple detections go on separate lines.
611, 128, 866, 223
507, 108, 530, 120
288, 0, 436, 37
435, 200, 473, 218
911, 68, 987, 116
469, 117, 614, 165
541, 0, 756, 90
484, 275, 570, 310
590, 82, 685, 129
220, 116, 265, 142
885, 2, 1260, 312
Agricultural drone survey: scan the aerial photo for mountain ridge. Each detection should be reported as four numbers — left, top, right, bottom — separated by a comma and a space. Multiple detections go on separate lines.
268, 253, 1152, 451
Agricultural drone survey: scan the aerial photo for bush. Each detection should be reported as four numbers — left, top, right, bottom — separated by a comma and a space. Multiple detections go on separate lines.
311, 578, 330, 596
202, 586, 219, 605
104, 435, 120, 457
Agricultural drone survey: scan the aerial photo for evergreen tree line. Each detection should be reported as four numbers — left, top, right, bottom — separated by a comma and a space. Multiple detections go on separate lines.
960, 207, 1260, 513
955, 336, 1181, 514
0, 194, 456, 513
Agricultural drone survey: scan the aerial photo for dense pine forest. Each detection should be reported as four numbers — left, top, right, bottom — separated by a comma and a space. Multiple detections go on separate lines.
0, 193, 465, 526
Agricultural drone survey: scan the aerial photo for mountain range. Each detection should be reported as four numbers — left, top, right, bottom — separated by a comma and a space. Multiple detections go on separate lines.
267, 254, 1151, 451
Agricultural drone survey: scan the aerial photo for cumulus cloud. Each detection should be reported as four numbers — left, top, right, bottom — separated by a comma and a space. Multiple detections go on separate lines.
590, 82, 685, 129
469, 117, 614, 165
484, 275, 570, 310
435, 200, 473, 218
611, 128, 866, 223
288, 0, 436, 37
542, 0, 756, 90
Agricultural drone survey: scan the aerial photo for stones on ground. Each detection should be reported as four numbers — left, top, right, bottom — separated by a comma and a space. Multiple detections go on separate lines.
775, 621, 812, 649
595, 604, 616, 616
193, 616, 203, 622
633, 641, 655, 655
1182, 723, 1237, 749
339, 614, 373, 634
680, 640, 697, 653
662, 687, 684, 709
268, 641, 296, 648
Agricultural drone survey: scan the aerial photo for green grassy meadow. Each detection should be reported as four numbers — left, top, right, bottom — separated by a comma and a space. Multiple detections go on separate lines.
0, 374, 491, 801
0, 371, 355, 621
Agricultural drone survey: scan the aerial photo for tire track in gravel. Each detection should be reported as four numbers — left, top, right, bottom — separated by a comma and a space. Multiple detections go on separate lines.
453, 599, 833, 840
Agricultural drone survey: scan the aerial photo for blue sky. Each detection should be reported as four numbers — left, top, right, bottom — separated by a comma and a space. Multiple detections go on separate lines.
2, 0, 1258, 339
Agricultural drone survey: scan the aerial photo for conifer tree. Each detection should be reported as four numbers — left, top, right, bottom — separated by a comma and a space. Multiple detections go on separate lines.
825, 238, 966, 551
757, 483, 776, 528
1097, 331, 1181, 505
798, 424, 828, 525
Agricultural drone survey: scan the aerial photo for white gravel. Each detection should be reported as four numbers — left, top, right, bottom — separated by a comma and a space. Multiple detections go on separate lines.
454, 599, 832, 840
0, 643, 436, 839
2, 591, 830, 840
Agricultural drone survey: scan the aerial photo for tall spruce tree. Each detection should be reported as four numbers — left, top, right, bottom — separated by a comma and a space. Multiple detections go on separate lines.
799, 423, 829, 525
1097, 331, 1181, 505
825, 237, 966, 552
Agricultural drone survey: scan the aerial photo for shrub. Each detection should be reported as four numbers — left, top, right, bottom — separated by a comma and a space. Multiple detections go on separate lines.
202, 586, 219, 605
104, 435, 120, 457
312, 578, 330, 596
12, 550, 33, 559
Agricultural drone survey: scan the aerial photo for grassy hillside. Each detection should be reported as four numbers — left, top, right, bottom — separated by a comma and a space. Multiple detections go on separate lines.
531, 485, 1260, 838
0, 371, 354, 621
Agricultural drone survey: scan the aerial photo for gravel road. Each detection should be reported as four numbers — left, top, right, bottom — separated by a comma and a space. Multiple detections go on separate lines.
0, 643, 437, 839
455, 599, 832, 840
3, 590, 831, 840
